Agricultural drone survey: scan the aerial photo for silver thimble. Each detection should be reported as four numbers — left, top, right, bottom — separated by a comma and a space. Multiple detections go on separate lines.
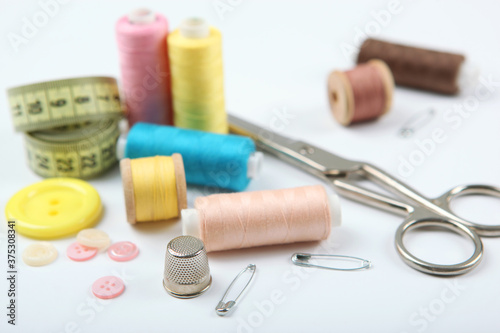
163, 236, 212, 298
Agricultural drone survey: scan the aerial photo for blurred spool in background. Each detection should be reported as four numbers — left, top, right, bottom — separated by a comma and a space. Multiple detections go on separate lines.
328, 60, 394, 126
168, 18, 228, 133
357, 38, 476, 95
116, 9, 173, 126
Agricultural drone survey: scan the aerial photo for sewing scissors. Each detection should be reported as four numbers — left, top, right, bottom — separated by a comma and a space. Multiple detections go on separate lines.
228, 114, 500, 276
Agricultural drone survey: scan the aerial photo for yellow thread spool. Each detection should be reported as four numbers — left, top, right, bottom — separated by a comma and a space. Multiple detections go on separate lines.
120, 154, 187, 224
168, 18, 228, 134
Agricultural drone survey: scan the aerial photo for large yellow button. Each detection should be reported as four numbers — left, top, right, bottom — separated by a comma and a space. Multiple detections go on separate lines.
5, 178, 102, 239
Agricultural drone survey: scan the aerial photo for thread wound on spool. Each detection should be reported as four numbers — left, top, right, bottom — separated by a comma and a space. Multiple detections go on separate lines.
184, 185, 335, 252
116, 11, 173, 126
168, 20, 228, 133
357, 38, 465, 95
120, 154, 187, 224
328, 60, 393, 126
124, 122, 256, 191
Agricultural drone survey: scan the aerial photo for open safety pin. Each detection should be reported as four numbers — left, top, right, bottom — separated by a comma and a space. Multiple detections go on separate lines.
291, 253, 371, 271
216, 264, 256, 316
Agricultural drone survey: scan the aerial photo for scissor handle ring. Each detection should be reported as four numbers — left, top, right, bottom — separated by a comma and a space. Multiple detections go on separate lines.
395, 217, 483, 276
435, 184, 500, 237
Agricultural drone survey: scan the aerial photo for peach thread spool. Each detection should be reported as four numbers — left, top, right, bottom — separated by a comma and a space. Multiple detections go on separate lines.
120, 154, 187, 224
181, 185, 341, 252
327, 60, 394, 126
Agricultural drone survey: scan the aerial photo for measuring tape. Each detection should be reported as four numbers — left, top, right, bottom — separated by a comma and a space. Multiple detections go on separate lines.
8, 77, 124, 178
24, 119, 120, 179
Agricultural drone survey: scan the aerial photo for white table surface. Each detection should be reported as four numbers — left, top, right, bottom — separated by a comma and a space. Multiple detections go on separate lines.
1, 0, 500, 332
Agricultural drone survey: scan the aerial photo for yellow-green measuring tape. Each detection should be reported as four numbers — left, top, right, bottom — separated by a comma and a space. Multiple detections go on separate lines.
7, 77, 124, 179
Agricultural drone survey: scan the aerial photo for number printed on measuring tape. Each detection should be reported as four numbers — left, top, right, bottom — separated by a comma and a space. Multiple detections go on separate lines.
25, 119, 120, 179
8, 77, 124, 132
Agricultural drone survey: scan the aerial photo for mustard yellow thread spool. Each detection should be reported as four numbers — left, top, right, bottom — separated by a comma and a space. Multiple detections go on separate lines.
120, 154, 187, 224
168, 18, 228, 134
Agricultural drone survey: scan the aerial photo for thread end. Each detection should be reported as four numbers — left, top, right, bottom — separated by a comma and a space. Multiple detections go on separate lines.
182, 209, 201, 239
457, 60, 479, 94
179, 18, 210, 38
128, 8, 155, 24
328, 193, 342, 227
247, 152, 263, 179
116, 134, 127, 160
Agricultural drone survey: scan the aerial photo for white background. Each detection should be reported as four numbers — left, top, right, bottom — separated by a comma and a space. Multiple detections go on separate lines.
1, 0, 500, 332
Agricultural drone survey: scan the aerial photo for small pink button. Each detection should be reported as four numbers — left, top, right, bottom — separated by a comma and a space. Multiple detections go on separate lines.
107, 241, 139, 262
67, 242, 98, 262
92, 276, 125, 299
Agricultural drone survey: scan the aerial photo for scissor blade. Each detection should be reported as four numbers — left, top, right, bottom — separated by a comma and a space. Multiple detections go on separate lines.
228, 114, 362, 178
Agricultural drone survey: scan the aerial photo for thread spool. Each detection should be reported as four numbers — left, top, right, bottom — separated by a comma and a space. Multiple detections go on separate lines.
328, 60, 393, 126
116, 8, 173, 126
168, 18, 228, 133
357, 38, 475, 95
120, 154, 187, 224
182, 185, 341, 252
116, 122, 263, 192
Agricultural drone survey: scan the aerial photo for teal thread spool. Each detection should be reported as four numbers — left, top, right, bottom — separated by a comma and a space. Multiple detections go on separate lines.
117, 122, 262, 191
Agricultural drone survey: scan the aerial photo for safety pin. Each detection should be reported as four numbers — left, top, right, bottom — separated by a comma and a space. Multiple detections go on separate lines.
216, 264, 256, 317
291, 253, 371, 271
399, 108, 436, 138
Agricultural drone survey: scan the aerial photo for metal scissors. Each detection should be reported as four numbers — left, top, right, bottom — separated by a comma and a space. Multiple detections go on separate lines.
228, 114, 500, 276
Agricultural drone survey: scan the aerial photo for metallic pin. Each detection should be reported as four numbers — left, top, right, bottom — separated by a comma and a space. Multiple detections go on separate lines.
291, 253, 371, 271
216, 264, 256, 316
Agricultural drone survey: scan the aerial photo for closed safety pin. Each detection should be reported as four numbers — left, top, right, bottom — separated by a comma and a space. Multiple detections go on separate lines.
291, 253, 371, 271
216, 264, 256, 316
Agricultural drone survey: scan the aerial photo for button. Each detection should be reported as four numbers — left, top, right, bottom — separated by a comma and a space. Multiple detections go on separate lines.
22, 242, 58, 266
67, 242, 98, 262
107, 241, 139, 262
5, 178, 102, 239
77, 229, 111, 251
92, 276, 125, 299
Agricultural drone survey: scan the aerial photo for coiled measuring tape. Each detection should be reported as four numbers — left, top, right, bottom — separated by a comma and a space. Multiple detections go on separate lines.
7, 77, 124, 179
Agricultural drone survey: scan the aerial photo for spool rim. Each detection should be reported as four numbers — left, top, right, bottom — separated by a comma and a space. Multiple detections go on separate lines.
120, 158, 137, 224
368, 59, 394, 115
327, 71, 355, 126
171, 153, 188, 214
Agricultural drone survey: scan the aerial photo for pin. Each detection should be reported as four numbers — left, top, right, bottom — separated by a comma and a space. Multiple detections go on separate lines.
399, 108, 436, 138
216, 264, 256, 316
291, 253, 371, 271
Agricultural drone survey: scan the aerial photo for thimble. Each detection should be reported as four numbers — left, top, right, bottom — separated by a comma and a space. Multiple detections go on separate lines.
163, 236, 212, 298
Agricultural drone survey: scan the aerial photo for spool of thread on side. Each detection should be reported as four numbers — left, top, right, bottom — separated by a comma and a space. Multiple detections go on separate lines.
119, 122, 263, 192
120, 154, 187, 224
115, 9, 173, 126
182, 185, 341, 252
168, 18, 228, 133
357, 38, 472, 95
328, 60, 394, 126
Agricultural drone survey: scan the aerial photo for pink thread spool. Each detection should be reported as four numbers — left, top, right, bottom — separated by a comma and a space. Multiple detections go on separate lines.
116, 9, 173, 126
181, 185, 341, 252
327, 60, 394, 126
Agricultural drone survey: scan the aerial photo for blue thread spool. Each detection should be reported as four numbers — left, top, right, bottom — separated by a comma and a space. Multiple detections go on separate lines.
117, 122, 262, 191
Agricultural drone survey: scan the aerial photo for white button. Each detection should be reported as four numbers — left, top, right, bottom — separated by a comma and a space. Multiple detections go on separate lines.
77, 229, 111, 251
22, 242, 58, 266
